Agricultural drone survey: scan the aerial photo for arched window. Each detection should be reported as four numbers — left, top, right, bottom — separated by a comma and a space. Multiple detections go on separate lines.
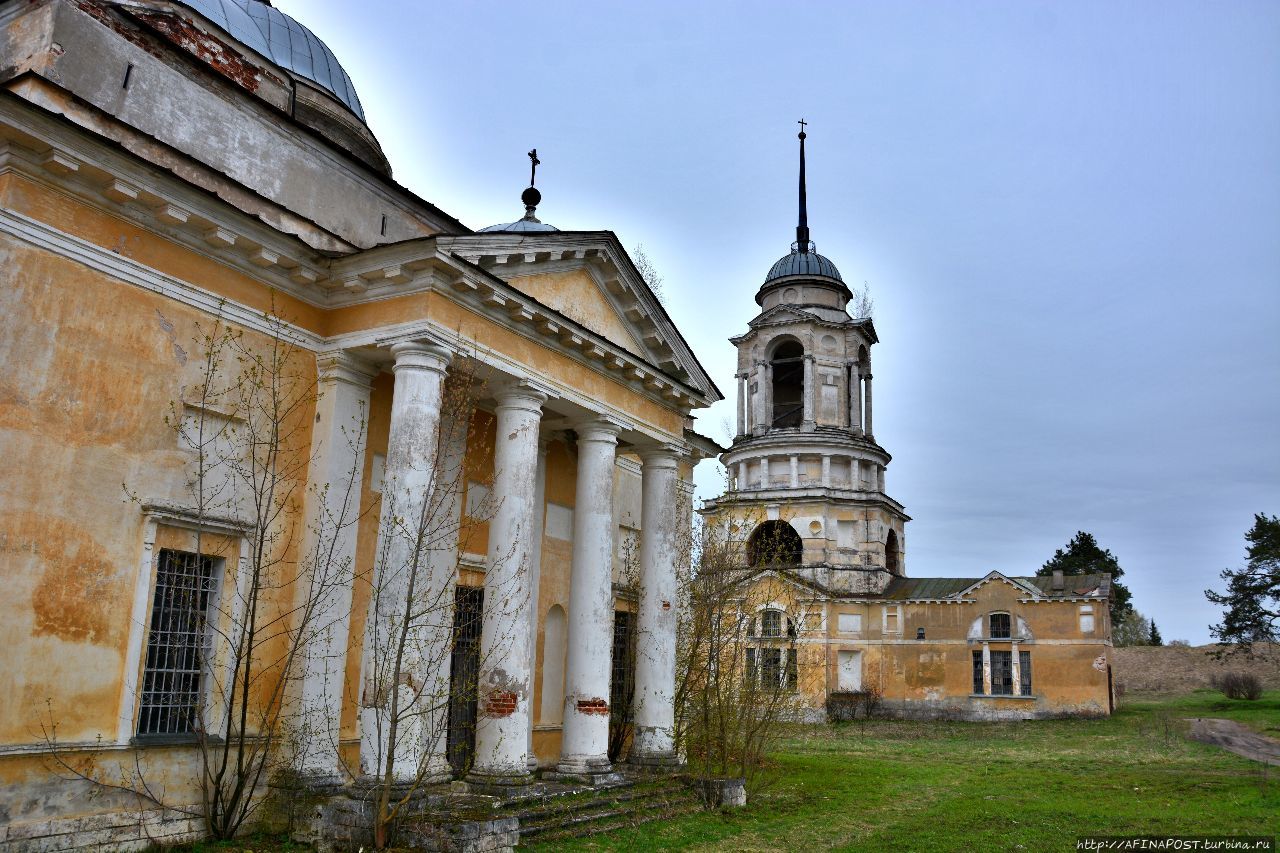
770, 339, 804, 428
746, 520, 803, 567
885, 529, 900, 574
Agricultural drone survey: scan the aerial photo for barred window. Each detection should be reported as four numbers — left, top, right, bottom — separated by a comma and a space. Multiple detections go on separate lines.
989, 613, 1011, 639
137, 549, 219, 736
1020, 649, 1032, 695
785, 648, 798, 692
972, 650, 984, 694
990, 650, 1014, 695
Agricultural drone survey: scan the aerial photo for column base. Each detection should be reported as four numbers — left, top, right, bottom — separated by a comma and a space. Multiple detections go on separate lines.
542, 768, 626, 787
464, 768, 536, 794
801, 420, 816, 432
627, 750, 682, 769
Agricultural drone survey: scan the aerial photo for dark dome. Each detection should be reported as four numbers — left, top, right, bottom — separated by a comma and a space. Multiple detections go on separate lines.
765, 249, 843, 284
177, 0, 366, 120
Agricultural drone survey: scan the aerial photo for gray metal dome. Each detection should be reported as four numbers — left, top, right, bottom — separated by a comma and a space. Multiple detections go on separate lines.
765, 248, 843, 283
477, 219, 559, 233
177, 0, 366, 120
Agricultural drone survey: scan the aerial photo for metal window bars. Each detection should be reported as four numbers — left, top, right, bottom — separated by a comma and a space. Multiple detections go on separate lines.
136, 549, 218, 736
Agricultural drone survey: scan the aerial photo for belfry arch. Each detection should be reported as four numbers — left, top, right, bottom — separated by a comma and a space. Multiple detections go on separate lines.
885, 528, 900, 575
770, 338, 805, 428
746, 519, 804, 567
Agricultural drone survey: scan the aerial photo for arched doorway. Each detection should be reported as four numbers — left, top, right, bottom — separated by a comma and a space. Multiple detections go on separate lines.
770, 339, 804, 428
747, 520, 804, 567
885, 528, 900, 574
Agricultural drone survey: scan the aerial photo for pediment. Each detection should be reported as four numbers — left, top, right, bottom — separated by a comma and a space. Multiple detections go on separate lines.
956, 571, 1043, 599
440, 233, 721, 402
748, 304, 823, 328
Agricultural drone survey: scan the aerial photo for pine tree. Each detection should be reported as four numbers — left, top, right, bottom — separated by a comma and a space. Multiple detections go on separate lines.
1149, 620, 1163, 646
1037, 531, 1133, 627
1206, 513, 1280, 654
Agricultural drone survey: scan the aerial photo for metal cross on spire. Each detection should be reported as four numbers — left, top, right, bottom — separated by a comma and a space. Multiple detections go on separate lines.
528, 148, 540, 187
796, 119, 810, 252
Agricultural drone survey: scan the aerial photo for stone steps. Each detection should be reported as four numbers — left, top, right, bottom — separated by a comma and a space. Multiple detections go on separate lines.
502, 778, 703, 843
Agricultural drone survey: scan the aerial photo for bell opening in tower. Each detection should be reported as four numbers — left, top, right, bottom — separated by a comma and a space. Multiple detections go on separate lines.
746, 520, 804, 568
770, 340, 804, 428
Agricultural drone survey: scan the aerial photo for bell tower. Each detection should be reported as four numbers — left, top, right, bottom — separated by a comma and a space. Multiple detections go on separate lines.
702, 126, 910, 595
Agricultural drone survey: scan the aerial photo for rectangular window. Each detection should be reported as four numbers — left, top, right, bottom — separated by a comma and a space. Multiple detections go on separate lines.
785, 648, 798, 692
761, 648, 782, 687
137, 549, 219, 736
1079, 606, 1095, 634
989, 613, 1011, 639
972, 650, 984, 694
1020, 650, 1032, 695
990, 650, 1014, 696
837, 613, 862, 633
745, 648, 757, 686
884, 608, 899, 634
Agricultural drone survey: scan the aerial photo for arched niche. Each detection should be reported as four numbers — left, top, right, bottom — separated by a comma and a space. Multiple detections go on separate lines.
747, 519, 804, 567
770, 338, 805, 428
539, 604, 567, 724
885, 528, 900, 575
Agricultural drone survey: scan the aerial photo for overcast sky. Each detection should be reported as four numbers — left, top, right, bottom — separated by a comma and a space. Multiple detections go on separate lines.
276, 0, 1279, 644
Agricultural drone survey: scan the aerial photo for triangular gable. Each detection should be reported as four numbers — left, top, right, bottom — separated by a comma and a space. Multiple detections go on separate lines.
955, 571, 1044, 599
506, 268, 647, 358
440, 233, 721, 402
748, 304, 823, 328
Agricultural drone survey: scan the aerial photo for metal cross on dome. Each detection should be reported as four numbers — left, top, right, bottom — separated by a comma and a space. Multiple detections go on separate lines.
528, 149, 540, 187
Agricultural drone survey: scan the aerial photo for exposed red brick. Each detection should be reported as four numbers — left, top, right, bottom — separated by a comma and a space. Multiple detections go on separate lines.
576, 697, 610, 716
484, 690, 518, 717
661, 599, 672, 611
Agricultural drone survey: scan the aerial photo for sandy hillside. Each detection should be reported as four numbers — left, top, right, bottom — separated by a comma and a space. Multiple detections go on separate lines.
1112, 643, 1280, 694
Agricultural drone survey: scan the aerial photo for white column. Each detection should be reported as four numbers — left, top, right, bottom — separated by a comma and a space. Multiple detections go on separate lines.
863, 373, 874, 438
558, 418, 622, 776
821, 455, 831, 488
737, 461, 747, 491
802, 355, 816, 430
760, 456, 771, 488
297, 352, 376, 780
1011, 641, 1022, 696
526, 437, 551, 770
736, 373, 747, 437
747, 361, 757, 435
630, 446, 682, 766
877, 465, 885, 492
849, 366, 862, 435
763, 362, 774, 430
468, 381, 548, 786
789, 454, 800, 488
359, 341, 452, 782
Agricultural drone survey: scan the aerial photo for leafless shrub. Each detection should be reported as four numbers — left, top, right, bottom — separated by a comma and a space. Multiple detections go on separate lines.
1210, 671, 1264, 701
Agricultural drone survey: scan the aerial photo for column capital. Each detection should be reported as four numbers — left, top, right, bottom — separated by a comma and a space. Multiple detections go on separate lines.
493, 378, 552, 411
389, 340, 453, 374
636, 443, 685, 469
863, 373, 874, 381
316, 350, 379, 388
573, 416, 624, 443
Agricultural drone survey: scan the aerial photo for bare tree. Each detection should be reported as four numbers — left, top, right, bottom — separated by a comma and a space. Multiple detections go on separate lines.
672, 511, 811, 791
42, 304, 369, 841
632, 244, 665, 304
851, 281, 875, 320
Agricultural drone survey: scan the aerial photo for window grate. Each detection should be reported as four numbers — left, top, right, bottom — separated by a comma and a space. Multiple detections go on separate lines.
1020, 650, 1032, 695
972, 650, 984, 694
990, 650, 1014, 695
989, 613, 1011, 639
137, 549, 218, 736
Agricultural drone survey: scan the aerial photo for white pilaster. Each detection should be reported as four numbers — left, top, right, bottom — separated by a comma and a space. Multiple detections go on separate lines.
760, 456, 770, 488
877, 465, 885, 492
629, 446, 683, 766
802, 354, 815, 430
297, 351, 376, 780
526, 437, 551, 770
1011, 641, 1022, 696
849, 365, 863, 435
982, 642, 992, 695
469, 381, 548, 785
359, 341, 453, 782
736, 373, 747, 437
752, 362, 767, 435
763, 362, 774, 430
789, 454, 799, 488
558, 418, 622, 776
821, 455, 831, 488
864, 373, 874, 438
737, 461, 747, 492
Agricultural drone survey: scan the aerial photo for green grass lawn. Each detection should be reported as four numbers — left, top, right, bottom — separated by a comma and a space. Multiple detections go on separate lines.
529, 692, 1280, 852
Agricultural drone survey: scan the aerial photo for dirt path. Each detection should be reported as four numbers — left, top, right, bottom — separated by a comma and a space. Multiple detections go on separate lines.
1188, 718, 1280, 766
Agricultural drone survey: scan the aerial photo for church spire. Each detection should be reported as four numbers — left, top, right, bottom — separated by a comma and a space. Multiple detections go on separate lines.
796, 119, 810, 253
